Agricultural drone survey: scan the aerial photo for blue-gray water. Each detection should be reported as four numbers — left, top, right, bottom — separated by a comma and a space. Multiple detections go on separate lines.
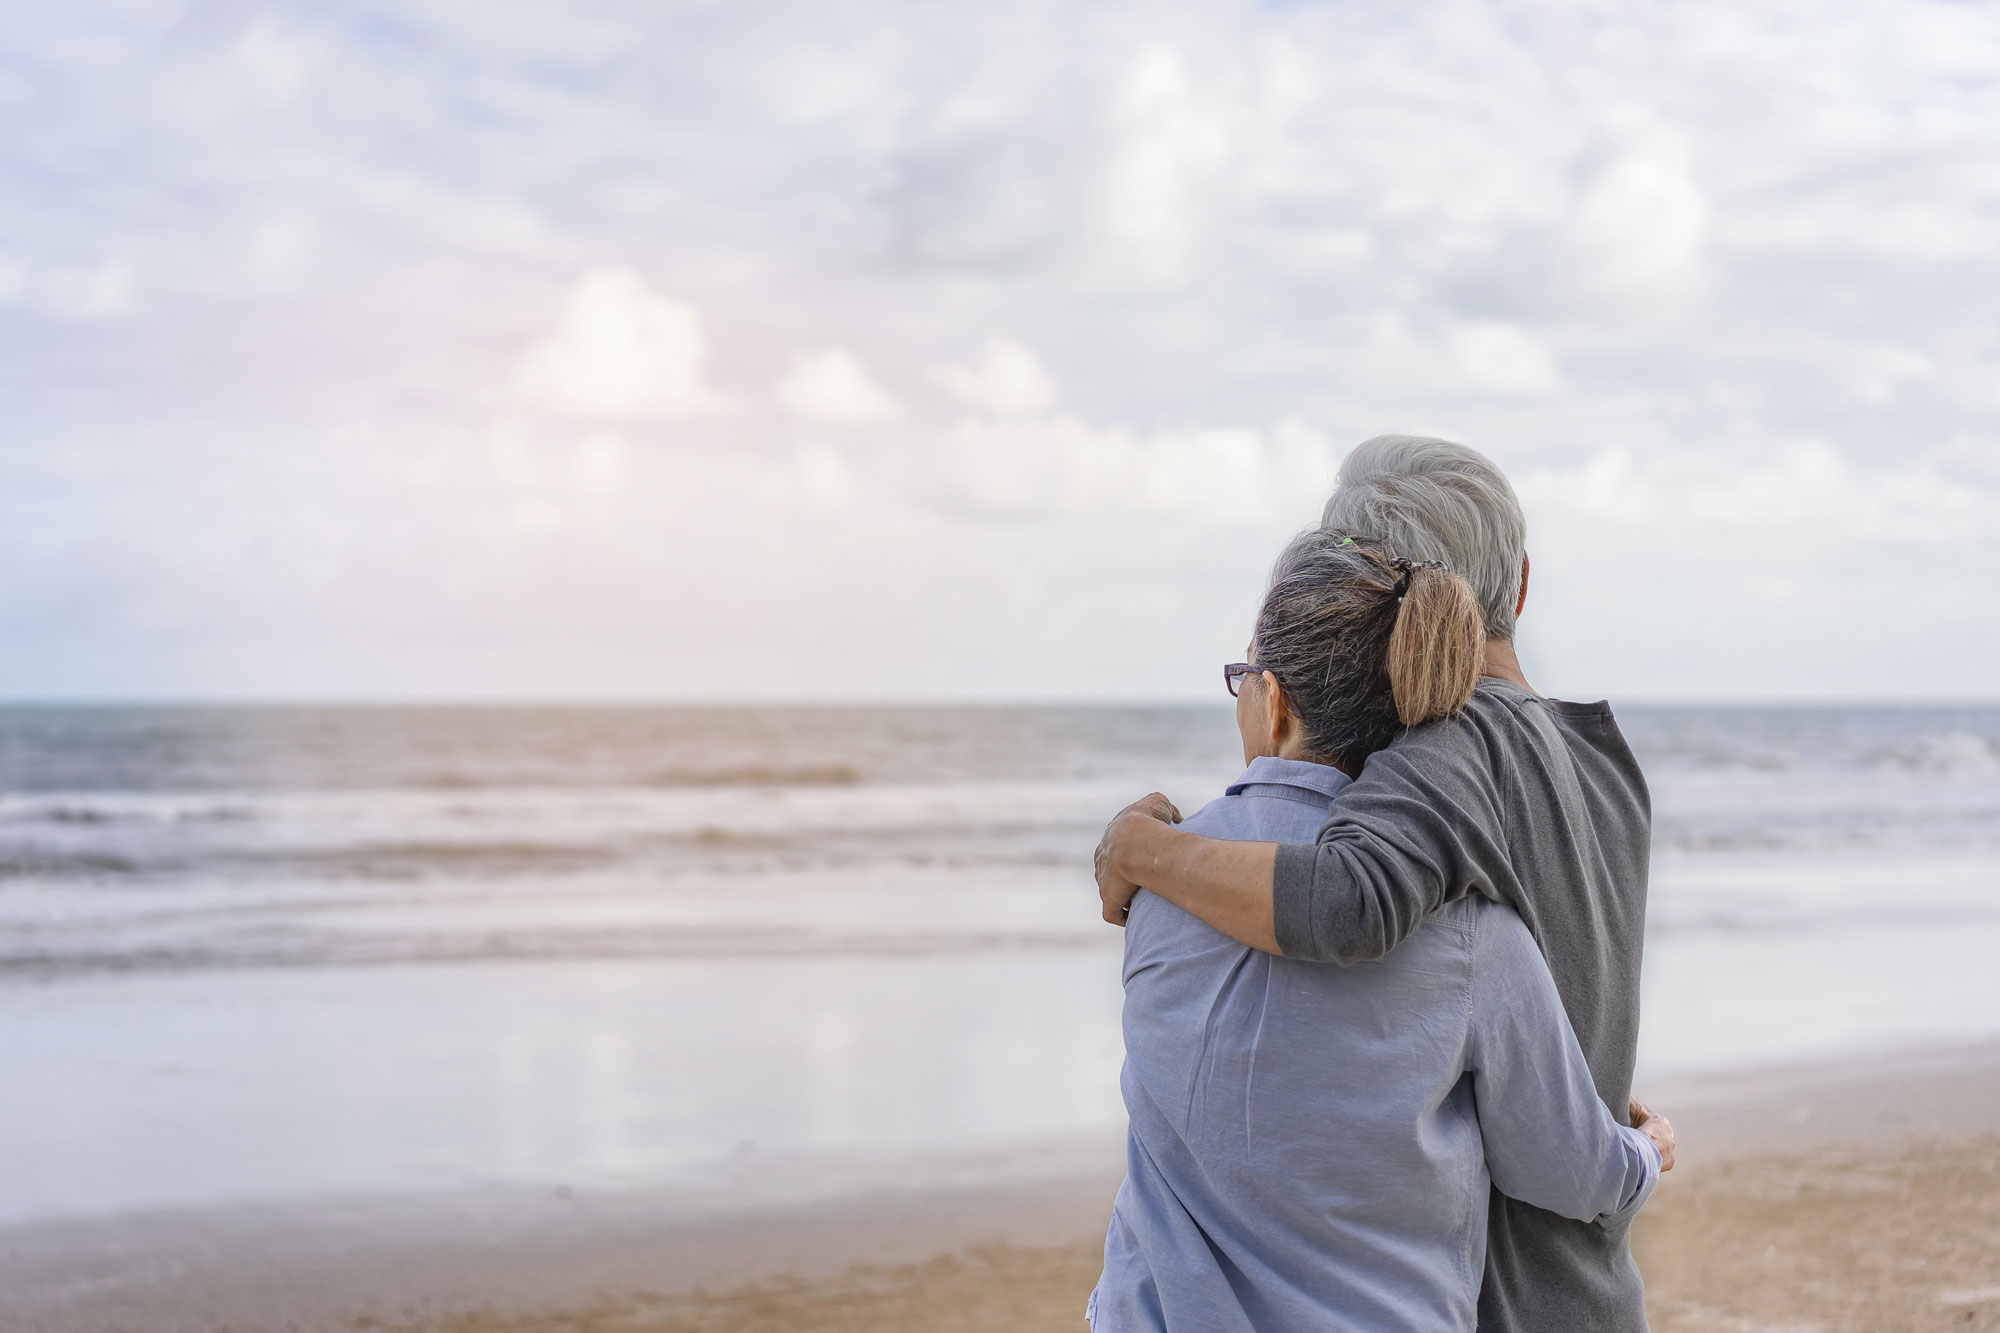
3, 703, 1999, 1224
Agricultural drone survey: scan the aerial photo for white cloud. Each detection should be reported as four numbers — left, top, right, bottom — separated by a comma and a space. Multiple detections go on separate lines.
932, 339, 1057, 415
51, 260, 135, 320
571, 433, 629, 494
887, 37, 1243, 285
937, 415, 1333, 525
240, 215, 318, 287
791, 446, 856, 509
778, 348, 900, 422
1835, 343, 1933, 408
1450, 321, 1560, 396
1092, 44, 1231, 284
485, 426, 635, 530
232, 18, 322, 106
0, 256, 136, 320
1566, 139, 1709, 310
519, 268, 721, 420
1518, 441, 1999, 553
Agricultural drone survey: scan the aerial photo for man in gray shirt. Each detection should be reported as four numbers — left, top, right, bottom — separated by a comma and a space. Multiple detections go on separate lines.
1095, 437, 1662, 1330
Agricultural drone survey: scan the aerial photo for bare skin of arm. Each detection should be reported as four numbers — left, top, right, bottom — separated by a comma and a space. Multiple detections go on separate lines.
1093, 622, 1536, 955
1094, 793, 1283, 952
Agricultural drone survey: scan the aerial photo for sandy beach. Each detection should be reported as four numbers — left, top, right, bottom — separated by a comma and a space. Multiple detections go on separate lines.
9, 1041, 1999, 1333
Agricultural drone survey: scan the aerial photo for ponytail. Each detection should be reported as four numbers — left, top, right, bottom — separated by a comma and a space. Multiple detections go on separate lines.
1386, 562, 1485, 726
1254, 530, 1484, 768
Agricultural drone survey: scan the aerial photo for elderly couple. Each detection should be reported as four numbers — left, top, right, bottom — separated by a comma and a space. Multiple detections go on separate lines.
1085, 435, 1674, 1332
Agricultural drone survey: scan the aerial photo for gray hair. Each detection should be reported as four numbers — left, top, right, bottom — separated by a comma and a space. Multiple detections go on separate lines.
1253, 531, 1484, 767
1319, 435, 1527, 640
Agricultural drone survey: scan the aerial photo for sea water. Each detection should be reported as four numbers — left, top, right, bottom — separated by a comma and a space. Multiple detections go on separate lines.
2, 703, 1998, 1223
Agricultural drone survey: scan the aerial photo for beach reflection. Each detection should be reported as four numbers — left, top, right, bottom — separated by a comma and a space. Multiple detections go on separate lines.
0, 948, 1129, 1224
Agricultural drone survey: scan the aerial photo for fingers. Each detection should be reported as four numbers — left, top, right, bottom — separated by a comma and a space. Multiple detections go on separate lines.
1652, 1117, 1675, 1172
1125, 792, 1181, 824
1093, 831, 1134, 927
1099, 879, 1137, 926
1095, 794, 1172, 929
1092, 832, 1122, 895
1633, 1099, 1675, 1173
1627, 1094, 1674, 1170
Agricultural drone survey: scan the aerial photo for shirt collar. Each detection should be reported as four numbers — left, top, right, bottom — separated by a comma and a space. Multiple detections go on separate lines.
1224, 754, 1353, 805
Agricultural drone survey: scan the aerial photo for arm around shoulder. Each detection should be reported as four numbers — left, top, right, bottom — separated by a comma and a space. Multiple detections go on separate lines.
1268, 747, 1483, 964
1099, 810, 1283, 955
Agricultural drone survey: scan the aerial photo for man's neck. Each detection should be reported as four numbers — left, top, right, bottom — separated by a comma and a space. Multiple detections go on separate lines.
1481, 637, 1535, 693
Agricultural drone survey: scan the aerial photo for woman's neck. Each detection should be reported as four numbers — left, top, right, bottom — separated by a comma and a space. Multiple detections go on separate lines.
1269, 741, 1357, 780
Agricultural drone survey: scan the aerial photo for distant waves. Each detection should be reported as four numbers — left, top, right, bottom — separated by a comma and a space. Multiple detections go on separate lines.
2, 703, 1999, 984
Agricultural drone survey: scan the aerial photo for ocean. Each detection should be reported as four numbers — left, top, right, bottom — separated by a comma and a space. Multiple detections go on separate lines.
4, 703, 1999, 1226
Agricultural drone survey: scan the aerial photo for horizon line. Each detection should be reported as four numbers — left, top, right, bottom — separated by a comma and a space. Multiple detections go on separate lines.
0, 694, 1996, 710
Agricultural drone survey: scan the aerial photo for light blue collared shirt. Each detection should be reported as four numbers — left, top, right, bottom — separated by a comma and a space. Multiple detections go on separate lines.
1089, 757, 1658, 1332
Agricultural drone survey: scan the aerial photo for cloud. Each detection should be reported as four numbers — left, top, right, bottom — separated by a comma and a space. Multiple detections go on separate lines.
791, 445, 856, 509
932, 339, 1057, 415
230, 18, 323, 106
1566, 139, 1709, 310
778, 348, 900, 422
887, 39, 1238, 285
0, 256, 135, 320
1092, 44, 1232, 284
571, 433, 629, 494
1449, 134, 1709, 322
1517, 439, 1999, 553
936, 415, 1334, 525
519, 268, 721, 420
8, 0, 2000, 699
1450, 322, 1559, 396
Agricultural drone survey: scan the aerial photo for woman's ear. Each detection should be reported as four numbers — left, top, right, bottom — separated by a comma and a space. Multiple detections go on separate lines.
1516, 555, 1531, 619
1262, 671, 1288, 748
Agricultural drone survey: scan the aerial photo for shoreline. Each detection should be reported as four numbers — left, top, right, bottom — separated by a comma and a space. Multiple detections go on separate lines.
10, 1039, 2000, 1331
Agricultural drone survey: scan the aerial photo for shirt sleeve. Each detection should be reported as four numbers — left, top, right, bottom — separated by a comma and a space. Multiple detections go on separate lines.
1270, 725, 1509, 964
1466, 904, 1659, 1226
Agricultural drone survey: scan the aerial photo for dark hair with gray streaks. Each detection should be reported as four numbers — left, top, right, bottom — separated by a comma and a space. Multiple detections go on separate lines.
1252, 529, 1486, 767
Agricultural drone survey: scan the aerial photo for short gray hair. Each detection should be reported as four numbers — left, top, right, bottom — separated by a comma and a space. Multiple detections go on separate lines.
1319, 435, 1526, 640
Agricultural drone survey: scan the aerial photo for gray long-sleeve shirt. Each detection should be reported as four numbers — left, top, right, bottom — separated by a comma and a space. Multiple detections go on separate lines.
1270, 679, 1654, 1331
1088, 756, 1659, 1333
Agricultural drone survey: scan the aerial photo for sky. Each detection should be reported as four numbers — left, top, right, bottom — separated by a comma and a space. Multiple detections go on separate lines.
3, 0, 1998, 702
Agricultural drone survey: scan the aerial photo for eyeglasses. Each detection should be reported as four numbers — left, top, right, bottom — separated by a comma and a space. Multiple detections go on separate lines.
1223, 662, 1263, 698
1226, 661, 1302, 715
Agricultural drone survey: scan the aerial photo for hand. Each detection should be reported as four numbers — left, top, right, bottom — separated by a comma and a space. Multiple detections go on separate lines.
1629, 1095, 1675, 1172
1094, 793, 1181, 926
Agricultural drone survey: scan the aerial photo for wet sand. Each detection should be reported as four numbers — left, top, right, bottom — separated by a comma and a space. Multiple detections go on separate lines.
352, 1130, 2000, 1333
10, 1044, 2000, 1332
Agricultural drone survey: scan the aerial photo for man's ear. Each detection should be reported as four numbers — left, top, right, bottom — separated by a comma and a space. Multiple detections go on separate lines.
1516, 555, 1531, 619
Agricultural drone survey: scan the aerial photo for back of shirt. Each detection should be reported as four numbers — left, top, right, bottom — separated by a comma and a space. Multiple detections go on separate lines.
1269, 679, 1653, 1331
